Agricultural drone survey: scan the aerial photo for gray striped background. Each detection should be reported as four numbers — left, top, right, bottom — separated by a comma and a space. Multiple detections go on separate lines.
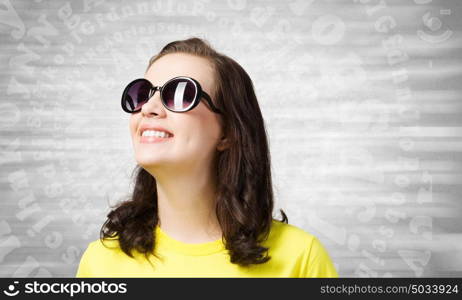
1, 0, 461, 277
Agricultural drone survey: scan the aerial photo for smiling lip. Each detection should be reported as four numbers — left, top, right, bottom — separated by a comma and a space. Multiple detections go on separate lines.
139, 124, 174, 144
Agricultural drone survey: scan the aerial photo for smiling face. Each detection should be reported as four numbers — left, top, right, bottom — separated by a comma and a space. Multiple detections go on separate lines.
129, 52, 224, 172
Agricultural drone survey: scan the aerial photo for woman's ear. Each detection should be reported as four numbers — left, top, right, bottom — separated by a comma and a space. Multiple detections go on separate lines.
217, 136, 231, 151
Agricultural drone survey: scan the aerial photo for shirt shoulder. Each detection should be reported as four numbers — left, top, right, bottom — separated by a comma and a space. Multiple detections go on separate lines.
266, 220, 339, 278
75, 238, 123, 277
266, 220, 316, 250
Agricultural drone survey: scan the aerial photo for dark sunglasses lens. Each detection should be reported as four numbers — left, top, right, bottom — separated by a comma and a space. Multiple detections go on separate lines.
162, 78, 197, 111
122, 80, 151, 112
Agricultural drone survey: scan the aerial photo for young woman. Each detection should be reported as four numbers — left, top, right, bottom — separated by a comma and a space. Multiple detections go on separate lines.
76, 37, 338, 277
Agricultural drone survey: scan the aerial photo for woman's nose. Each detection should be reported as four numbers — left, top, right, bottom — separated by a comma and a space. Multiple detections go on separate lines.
141, 88, 166, 117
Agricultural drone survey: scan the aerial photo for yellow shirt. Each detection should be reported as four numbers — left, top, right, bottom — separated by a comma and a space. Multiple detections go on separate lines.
75, 220, 338, 278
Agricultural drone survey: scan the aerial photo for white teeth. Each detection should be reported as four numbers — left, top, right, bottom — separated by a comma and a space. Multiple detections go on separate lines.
141, 130, 172, 138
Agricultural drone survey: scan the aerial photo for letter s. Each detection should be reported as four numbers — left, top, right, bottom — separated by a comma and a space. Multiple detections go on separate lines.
118, 283, 127, 293
24, 282, 33, 293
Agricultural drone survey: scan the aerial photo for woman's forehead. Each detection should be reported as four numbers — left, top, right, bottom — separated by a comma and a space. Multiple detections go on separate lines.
145, 53, 214, 89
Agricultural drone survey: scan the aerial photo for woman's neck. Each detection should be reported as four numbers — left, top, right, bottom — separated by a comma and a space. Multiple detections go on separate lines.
154, 170, 222, 243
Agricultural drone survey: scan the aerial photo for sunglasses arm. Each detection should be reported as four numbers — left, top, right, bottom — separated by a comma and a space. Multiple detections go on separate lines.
202, 92, 223, 114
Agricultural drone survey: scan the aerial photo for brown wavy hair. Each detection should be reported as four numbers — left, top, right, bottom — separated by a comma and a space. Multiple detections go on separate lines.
100, 37, 288, 268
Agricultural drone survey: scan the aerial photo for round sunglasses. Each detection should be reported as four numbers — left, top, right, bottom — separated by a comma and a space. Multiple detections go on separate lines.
121, 76, 223, 114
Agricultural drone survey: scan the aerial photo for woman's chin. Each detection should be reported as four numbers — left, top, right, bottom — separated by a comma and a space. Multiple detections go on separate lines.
135, 155, 168, 167
135, 151, 167, 166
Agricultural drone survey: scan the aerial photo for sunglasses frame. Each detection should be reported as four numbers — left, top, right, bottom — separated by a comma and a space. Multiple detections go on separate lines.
121, 76, 223, 114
